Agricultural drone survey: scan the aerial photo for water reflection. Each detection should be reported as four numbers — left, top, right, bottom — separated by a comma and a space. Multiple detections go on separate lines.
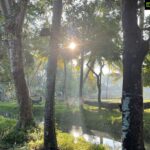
70, 125, 121, 150
103, 138, 121, 150
1, 110, 149, 149
83, 134, 100, 145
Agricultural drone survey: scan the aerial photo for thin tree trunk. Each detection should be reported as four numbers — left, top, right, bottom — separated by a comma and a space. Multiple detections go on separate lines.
8, 35, 33, 128
44, 0, 62, 150
83, 59, 95, 84
121, 0, 149, 149
87, 60, 103, 109
97, 63, 103, 110
97, 77, 101, 109
63, 59, 67, 100
79, 49, 84, 104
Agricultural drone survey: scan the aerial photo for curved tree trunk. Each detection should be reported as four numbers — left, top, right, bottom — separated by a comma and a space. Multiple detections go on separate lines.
121, 0, 149, 149
0, 0, 34, 128
44, 0, 62, 150
87, 60, 104, 110
83, 59, 95, 84
8, 35, 33, 128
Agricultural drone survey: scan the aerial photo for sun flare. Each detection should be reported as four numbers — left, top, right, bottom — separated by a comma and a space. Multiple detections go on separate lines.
68, 42, 77, 50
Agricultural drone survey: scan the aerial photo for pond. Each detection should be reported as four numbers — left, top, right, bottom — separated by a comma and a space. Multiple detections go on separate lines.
70, 125, 121, 150
70, 125, 150, 149
0, 107, 150, 149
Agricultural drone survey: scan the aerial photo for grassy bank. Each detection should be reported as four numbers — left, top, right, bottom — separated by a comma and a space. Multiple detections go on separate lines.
0, 100, 150, 148
0, 116, 105, 150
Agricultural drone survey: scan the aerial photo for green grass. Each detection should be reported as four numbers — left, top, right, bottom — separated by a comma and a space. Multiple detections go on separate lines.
0, 118, 106, 150
1, 100, 150, 147
0, 101, 18, 112
102, 99, 150, 103
0, 116, 16, 141
82, 105, 121, 139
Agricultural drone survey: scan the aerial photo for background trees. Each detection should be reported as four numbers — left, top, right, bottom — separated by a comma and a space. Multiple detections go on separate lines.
0, 0, 150, 149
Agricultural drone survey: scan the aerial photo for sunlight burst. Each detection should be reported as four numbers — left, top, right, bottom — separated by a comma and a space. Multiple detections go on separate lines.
68, 42, 77, 50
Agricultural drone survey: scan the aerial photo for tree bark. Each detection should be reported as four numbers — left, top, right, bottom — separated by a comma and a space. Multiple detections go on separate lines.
83, 59, 95, 84
63, 59, 67, 100
0, 0, 34, 128
97, 64, 103, 109
79, 49, 84, 104
8, 35, 33, 128
87, 61, 104, 109
44, 0, 62, 150
97, 77, 101, 109
121, 0, 149, 149
97, 62, 104, 110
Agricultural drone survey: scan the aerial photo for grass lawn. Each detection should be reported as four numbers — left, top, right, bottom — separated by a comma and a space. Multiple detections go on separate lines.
0, 100, 150, 148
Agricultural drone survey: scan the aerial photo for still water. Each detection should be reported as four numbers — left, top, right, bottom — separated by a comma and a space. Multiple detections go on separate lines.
70, 125, 121, 150
0, 111, 149, 149
70, 126, 150, 149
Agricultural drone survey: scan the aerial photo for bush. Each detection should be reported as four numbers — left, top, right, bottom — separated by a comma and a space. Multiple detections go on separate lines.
3, 129, 27, 145
0, 116, 16, 140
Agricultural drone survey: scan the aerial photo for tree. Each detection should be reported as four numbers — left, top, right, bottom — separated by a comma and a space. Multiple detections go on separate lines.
87, 59, 104, 109
0, 0, 34, 128
79, 49, 84, 103
44, 0, 62, 149
121, 0, 149, 149
63, 59, 67, 100
65, 0, 121, 102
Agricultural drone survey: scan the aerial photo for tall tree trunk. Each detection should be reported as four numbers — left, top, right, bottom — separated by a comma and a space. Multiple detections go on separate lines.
97, 77, 101, 109
121, 0, 149, 149
0, 0, 34, 128
79, 50, 84, 104
87, 60, 103, 109
44, 0, 62, 150
8, 35, 33, 128
97, 63, 103, 110
63, 59, 67, 100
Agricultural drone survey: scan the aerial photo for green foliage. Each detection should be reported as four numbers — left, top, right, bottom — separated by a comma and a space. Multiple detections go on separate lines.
83, 105, 121, 139
0, 118, 105, 150
143, 109, 150, 143
0, 48, 11, 82
143, 54, 150, 87
65, 0, 121, 62
73, 137, 105, 150
57, 130, 74, 150
0, 116, 16, 141
0, 102, 18, 113
1, 102, 150, 148
28, 127, 106, 150
3, 129, 27, 145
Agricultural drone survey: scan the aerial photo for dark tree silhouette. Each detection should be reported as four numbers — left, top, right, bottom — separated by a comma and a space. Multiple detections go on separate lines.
121, 0, 149, 149
44, 0, 62, 150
